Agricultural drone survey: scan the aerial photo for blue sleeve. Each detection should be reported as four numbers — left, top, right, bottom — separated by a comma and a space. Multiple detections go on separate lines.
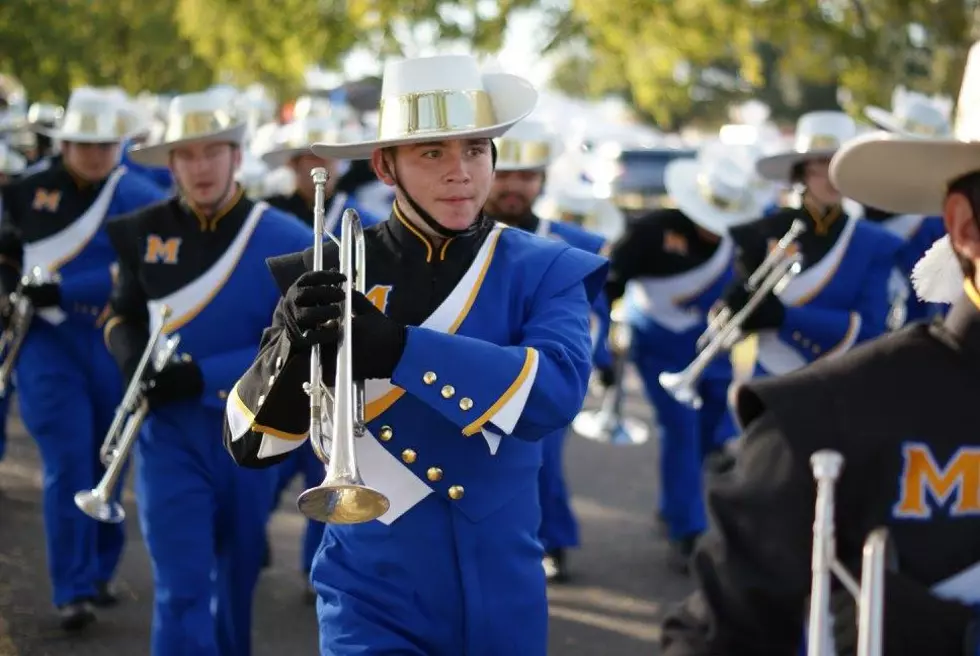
198, 346, 260, 411
60, 266, 113, 319
777, 240, 895, 363
391, 248, 605, 441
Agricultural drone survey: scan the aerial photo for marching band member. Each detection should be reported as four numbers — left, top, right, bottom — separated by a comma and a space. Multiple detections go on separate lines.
723, 112, 903, 379
660, 68, 980, 656
104, 91, 311, 655
0, 88, 165, 629
862, 87, 951, 323
260, 114, 381, 593
224, 54, 607, 655
484, 118, 609, 582
604, 142, 758, 566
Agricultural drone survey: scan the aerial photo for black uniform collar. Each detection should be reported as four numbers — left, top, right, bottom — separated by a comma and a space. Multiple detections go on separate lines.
387, 203, 490, 264
939, 280, 980, 362
802, 193, 844, 236
177, 186, 250, 232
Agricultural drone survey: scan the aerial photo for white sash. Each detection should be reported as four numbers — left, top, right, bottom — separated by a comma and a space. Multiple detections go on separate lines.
535, 219, 551, 238
626, 235, 733, 333
24, 166, 127, 326
147, 202, 266, 336
757, 218, 858, 375
317, 225, 505, 524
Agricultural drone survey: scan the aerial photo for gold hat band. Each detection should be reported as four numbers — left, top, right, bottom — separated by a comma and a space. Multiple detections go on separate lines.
165, 110, 236, 143
60, 110, 128, 141
495, 138, 551, 168
377, 89, 496, 140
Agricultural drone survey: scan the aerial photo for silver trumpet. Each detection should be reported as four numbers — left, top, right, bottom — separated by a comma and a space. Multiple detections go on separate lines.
572, 305, 649, 446
75, 305, 181, 523
296, 167, 390, 525
808, 450, 887, 656
658, 221, 805, 409
0, 266, 61, 397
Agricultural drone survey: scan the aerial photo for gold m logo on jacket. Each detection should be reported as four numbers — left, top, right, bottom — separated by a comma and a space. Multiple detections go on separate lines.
893, 443, 980, 519
144, 235, 182, 264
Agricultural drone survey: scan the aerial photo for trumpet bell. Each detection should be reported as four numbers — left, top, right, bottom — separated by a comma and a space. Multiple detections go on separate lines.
296, 479, 390, 524
657, 371, 704, 410
74, 490, 125, 524
572, 409, 650, 445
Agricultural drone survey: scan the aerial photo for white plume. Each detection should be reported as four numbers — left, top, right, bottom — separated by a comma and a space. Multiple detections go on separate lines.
911, 235, 962, 304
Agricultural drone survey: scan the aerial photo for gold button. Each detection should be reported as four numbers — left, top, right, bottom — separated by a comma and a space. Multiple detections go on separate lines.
792, 331, 802, 341
426, 467, 443, 482
441, 385, 455, 399
218, 389, 229, 400
459, 397, 473, 411
423, 371, 437, 385
379, 426, 393, 441
448, 485, 464, 500
401, 449, 417, 464
181, 353, 193, 362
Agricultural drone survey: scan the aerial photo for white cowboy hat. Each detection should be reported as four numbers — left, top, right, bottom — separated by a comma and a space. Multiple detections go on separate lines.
755, 111, 857, 181
311, 54, 537, 161
0, 143, 26, 176
128, 91, 247, 168
664, 140, 765, 234
493, 118, 563, 171
34, 88, 141, 144
27, 102, 63, 127
864, 86, 952, 139
261, 116, 362, 169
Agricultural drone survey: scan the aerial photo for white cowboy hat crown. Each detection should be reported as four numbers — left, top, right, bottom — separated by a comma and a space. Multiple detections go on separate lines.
493, 118, 563, 171
261, 116, 363, 169
35, 88, 140, 144
864, 86, 952, 139
664, 140, 765, 234
128, 91, 247, 168
755, 111, 856, 181
27, 102, 63, 126
311, 54, 537, 161
0, 143, 26, 176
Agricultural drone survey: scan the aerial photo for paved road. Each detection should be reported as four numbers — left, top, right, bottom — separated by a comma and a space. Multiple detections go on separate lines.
0, 370, 694, 655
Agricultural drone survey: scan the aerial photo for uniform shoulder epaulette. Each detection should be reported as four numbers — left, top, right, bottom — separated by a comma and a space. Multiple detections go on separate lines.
266, 249, 312, 296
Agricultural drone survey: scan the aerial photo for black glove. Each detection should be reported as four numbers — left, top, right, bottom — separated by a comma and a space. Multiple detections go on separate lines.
141, 359, 204, 408
281, 269, 346, 350
831, 571, 978, 656
20, 282, 61, 309
596, 365, 616, 388
719, 279, 786, 332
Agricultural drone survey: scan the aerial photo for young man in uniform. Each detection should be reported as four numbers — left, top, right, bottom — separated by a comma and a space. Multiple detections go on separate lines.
659, 60, 980, 655
224, 54, 608, 656
0, 88, 165, 630
0, 141, 26, 465
484, 117, 611, 582
103, 90, 311, 655
721, 111, 903, 379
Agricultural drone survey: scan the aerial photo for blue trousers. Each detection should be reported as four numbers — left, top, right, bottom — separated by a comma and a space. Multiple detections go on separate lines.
312, 486, 548, 656
137, 403, 277, 656
16, 321, 125, 606
273, 441, 326, 573
538, 428, 578, 551
635, 353, 737, 540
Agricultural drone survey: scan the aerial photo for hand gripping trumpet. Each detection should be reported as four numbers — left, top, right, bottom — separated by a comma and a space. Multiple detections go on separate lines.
807, 450, 888, 656
296, 167, 390, 524
74, 305, 181, 523
0, 266, 60, 397
658, 220, 806, 409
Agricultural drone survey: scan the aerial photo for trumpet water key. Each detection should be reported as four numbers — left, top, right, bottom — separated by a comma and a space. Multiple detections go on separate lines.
0, 266, 60, 397
74, 305, 181, 523
296, 167, 390, 525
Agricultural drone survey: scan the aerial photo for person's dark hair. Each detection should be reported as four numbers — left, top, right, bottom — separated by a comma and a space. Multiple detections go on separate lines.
947, 170, 980, 277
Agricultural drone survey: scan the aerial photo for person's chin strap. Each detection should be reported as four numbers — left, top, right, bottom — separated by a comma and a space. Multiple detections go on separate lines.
388, 141, 498, 239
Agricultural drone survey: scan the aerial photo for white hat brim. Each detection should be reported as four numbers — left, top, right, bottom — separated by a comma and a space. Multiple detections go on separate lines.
260, 147, 311, 169
663, 159, 763, 233
755, 148, 837, 181
829, 132, 979, 215
128, 124, 248, 168
311, 73, 538, 161
863, 105, 951, 139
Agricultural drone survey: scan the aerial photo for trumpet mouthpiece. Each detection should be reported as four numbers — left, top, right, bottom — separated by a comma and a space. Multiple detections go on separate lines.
311, 167, 329, 185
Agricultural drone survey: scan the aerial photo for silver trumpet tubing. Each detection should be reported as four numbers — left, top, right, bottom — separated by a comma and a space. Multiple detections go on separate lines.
75, 305, 181, 523
697, 219, 808, 352
658, 247, 803, 410
572, 306, 649, 446
296, 167, 390, 525
808, 450, 887, 656
0, 266, 60, 397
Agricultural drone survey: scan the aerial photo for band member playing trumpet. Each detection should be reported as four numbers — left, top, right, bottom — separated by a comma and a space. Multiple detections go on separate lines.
103, 91, 311, 655
604, 142, 760, 565
660, 74, 980, 653
721, 112, 902, 378
224, 54, 607, 656
484, 117, 610, 582
260, 114, 381, 591
0, 88, 165, 630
